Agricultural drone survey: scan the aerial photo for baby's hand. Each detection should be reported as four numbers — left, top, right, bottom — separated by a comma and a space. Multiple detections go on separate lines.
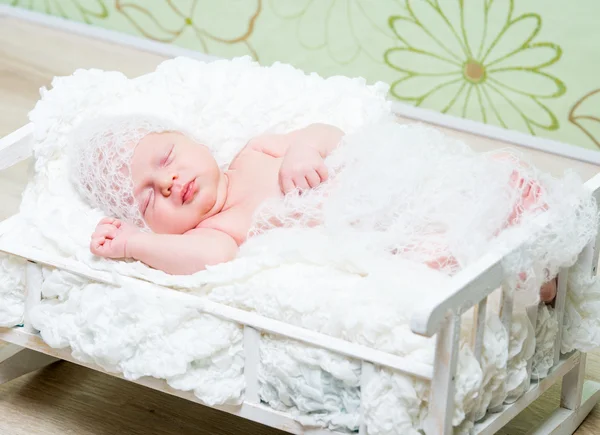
279, 143, 328, 194
90, 217, 141, 259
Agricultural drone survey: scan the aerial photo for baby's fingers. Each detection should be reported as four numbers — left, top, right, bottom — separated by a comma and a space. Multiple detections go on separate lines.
98, 217, 122, 229
305, 170, 321, 189
293, 175, 310, 191
90, 236, 107, 255
280, 175, 296, 195
99, 217, 116, 226
316, 164, 328, 182
93, 225, 117, 240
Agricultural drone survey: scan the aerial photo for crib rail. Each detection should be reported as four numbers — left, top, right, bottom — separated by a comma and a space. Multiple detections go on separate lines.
419, 171, 600, 434
411, 213, 552, 338
0, 123, 33, 172
0, 241, 425, 435
0, 235, 433, 382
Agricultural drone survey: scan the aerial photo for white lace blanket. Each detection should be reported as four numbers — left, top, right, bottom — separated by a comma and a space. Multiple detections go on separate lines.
0, 57, 598, 434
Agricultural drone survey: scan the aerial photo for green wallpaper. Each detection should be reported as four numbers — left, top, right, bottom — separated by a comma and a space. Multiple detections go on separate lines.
3, 0, 600, 152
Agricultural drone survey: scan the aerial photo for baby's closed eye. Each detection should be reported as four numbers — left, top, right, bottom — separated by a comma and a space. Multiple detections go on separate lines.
142, 189, 154, 214
160, 145, 175, 166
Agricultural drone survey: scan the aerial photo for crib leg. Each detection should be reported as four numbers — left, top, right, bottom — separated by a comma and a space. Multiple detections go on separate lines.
561, 352, 587, 410
527, 378, 600, 434
0, 343, 59, 385
526, 352, 600, 435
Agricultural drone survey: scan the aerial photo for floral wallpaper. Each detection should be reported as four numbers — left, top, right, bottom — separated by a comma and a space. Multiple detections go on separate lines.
3, 0, 599, 153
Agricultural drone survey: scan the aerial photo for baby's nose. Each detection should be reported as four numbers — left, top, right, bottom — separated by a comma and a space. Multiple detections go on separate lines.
160, 174, 177, 196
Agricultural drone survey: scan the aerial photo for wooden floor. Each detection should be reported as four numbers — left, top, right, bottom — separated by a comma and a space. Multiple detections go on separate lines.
1, 14, 600, 435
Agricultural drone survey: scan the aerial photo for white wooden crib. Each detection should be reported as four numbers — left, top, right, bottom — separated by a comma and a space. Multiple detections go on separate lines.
0, 122, 600, 435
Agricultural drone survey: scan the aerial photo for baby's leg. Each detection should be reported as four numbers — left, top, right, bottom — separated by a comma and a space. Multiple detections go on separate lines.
490, 153, 548, 227
495, 153, 557, 302
421, 155, 556, 300
506, 174, 547, 226
393, 239, 460, 274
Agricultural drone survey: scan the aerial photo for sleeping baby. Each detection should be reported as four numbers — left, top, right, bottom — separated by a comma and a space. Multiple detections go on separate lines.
69, 115, 557, 301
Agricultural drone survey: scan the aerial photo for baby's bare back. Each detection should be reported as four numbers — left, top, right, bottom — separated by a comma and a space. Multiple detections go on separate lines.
198, 148, 284, 244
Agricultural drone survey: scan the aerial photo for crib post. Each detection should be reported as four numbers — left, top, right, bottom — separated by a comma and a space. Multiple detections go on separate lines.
424, 313, 461, 435
559, 235, 598, 412
243, 326, 261, 403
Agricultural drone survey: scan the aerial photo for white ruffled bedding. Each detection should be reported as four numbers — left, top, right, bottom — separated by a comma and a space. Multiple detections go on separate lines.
1, 56, 599, 434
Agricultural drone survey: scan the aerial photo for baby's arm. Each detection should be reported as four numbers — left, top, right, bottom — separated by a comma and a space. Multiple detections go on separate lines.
91, 218, 238, 275
248, 123, 344, 159
248, 123, 345, 194
127, 229, 238, 275
288, 123, 345, 158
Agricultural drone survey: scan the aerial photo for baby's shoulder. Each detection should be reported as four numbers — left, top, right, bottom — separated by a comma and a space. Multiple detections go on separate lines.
195, 208, 249, 245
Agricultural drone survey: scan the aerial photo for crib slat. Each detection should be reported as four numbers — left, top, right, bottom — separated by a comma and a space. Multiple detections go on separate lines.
472, 297, 487, 363
499, 283, 514, 336
424, 313, 461, 435
359, 361, 375, 435
467, 297, 488, 425
578, 238, 596, 273
490, 283, 514, 412
553, 268, 569, 366
591, 223, 600, 277
526, 303, 540, 379
24, 262, 42, 334
243, 326, 261, 404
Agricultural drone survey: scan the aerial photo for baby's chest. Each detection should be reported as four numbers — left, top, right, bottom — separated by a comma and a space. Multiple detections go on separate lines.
232, 153, 283, 200
205, 156, 283, 243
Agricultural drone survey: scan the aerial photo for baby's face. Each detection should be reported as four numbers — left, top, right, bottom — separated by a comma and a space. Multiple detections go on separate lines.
130, 131, 222, 234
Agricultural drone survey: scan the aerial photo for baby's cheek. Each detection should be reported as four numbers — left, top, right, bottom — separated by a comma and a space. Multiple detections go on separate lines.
147, 203, 177, 234
197, 188, 216, 215
165, 202, 200, 233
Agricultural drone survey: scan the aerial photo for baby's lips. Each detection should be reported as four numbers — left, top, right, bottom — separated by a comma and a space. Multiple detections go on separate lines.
168, 182, 184, 203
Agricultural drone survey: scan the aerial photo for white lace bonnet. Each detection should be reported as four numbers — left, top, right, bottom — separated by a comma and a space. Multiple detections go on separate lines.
68, 114, 188, 227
